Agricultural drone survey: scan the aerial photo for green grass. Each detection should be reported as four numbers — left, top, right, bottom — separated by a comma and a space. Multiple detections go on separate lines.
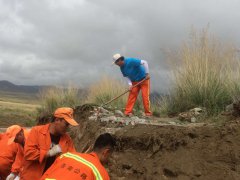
0, 91, 39, 104
0, 92, 39, 127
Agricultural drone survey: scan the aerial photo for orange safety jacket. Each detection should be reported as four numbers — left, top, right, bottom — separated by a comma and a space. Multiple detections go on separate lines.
0, 133, 18, 180
20, 124, 76, 180
41, 152, 110, 180
11, 129, 30, 174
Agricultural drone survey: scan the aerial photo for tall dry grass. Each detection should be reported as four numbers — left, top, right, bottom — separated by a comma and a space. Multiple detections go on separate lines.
86, 76, 128, 110
165, 28, 240, 115
225, 50, 240, 101
38, 85, 81, 115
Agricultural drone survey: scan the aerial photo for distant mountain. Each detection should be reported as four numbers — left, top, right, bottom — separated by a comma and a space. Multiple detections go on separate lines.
0, 80, 49, 94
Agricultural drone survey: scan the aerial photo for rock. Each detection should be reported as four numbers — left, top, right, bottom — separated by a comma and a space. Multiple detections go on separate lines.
179, 107, 204, 122
191, 117, 197, 123
168, 121, 176, 125
88, 116, 97, 121
178, 112, 192, 122
190, 107, 203, 116
131, 116, 139, 121
115, 110, 124, 117
98, 107, 109, 114
109, 116, 117, 121
130, 121, 135, 126
115, 117, 123, 122
100, 117, 110, 122
137, 118, 147, 124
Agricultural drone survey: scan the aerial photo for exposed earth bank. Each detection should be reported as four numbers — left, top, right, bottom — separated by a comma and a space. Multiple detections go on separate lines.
70, 106, 240, 180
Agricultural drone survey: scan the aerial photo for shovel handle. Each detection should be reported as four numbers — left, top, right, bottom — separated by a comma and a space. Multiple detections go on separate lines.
101, 77, 148, 107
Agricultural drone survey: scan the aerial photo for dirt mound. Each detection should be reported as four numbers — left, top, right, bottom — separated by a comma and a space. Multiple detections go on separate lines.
70, 106, 240, 180
110, 122, 240, 180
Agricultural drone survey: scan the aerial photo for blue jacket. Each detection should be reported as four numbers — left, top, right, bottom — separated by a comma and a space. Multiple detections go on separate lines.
120, 57, 146, 82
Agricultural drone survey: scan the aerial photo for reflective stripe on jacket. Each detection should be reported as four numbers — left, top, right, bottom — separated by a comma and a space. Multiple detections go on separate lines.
41, 152, 110, 180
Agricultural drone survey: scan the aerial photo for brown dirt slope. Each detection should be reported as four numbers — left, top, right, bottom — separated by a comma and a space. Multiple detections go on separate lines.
71, 107, 240, 180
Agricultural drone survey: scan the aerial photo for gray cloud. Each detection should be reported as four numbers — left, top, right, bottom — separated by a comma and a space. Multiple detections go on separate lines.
0, 0, 240, 92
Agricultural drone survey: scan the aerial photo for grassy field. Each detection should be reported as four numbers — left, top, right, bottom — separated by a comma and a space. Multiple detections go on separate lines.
0, 91, 40, 127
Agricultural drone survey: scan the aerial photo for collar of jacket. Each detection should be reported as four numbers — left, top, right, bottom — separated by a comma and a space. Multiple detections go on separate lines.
39, 123, 50, 135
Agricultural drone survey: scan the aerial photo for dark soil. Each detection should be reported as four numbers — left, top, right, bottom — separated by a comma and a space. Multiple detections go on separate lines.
71, 106, 240, 180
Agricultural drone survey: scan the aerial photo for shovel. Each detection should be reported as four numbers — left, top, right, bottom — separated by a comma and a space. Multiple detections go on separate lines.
100, 77, 148, 108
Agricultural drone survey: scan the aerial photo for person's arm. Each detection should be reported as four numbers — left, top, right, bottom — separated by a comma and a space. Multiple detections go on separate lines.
141, 60, 150, 79
24, 128, 48, 163
125, 77, 133, 91
7, 146, 22, 180
125, 77, 132, 86
11, 145, 23, 175
141, 60, 149, 73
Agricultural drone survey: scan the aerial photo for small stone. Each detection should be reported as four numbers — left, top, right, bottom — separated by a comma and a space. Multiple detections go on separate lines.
99, 107, 109, 114
131, 116, 139, 121
191, 117, 197, 123
109, 116, 117, 121
115, 110, 124, 117
168, 121, 176, 125
137, 118, 146, 124
100, 117, 109, 122
88, 116, 97, 121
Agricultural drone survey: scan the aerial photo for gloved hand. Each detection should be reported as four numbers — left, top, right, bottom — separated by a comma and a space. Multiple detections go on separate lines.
6, 173, 16, 180
47, 144, 62, 157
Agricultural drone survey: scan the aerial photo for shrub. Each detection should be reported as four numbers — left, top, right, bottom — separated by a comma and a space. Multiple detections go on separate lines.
164, 28, 238, 115
37, 85, 81, 115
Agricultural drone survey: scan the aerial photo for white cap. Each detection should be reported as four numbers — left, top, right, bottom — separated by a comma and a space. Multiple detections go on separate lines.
113, 53, 122, 61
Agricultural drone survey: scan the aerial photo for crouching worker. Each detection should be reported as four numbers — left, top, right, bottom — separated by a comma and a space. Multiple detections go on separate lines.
20, 107, 79, 180
6, 126, 29, 180
0, 125, 23, 180
41, 133, 116, 180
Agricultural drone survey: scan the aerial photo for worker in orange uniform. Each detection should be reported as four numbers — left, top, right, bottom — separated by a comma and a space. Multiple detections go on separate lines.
5, 126, 29, 180
41, 133, 116, 180
113, 53, 152, 117
0, 125, 23, 180
20, 107, 79, 180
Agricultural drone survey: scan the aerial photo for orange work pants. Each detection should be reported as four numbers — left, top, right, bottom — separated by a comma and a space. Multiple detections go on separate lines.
125, 79, 152, 115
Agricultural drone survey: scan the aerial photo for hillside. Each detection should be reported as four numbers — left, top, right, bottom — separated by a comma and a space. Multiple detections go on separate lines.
0, 80, 49, 94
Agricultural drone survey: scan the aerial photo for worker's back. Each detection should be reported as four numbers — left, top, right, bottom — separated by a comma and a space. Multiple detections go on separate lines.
41, 152, 110, 180
0, 133, 18, 179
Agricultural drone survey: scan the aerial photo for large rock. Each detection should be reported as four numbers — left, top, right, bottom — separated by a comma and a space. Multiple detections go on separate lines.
178, 107, 203, 122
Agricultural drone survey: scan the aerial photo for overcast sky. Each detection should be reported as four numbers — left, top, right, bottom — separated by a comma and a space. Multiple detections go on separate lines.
0, 0, 240, 92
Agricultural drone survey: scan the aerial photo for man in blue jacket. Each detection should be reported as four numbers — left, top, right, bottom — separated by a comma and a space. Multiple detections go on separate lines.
113, 53, 152, 116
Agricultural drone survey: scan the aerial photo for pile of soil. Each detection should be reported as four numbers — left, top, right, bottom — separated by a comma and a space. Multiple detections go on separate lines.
71, 106, 240, 180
